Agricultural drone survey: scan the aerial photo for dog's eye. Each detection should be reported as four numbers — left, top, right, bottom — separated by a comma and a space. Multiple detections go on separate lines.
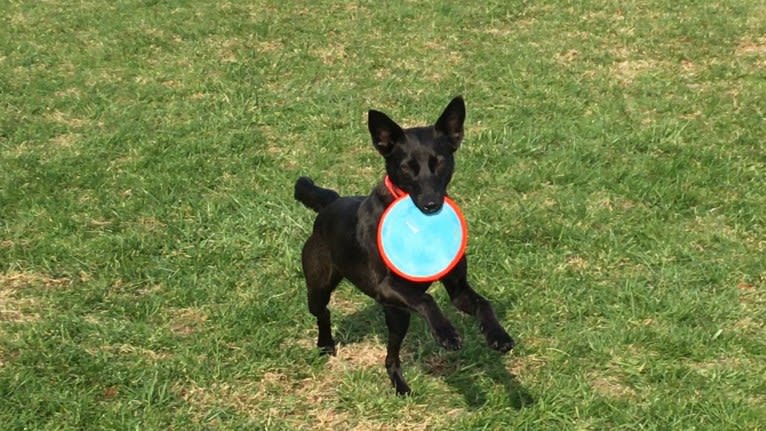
429, 156, 443, 173
401, 160, 419, 176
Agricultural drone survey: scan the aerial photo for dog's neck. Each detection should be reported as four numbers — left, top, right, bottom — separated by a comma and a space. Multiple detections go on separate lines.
383, 175, 406, 199
372, 176, 404, 209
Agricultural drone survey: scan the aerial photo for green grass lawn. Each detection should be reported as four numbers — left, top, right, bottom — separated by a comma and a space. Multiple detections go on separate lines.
2, 0, 765, 429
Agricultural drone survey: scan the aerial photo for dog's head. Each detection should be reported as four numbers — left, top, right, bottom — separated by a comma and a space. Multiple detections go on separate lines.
368, 96, 465, 214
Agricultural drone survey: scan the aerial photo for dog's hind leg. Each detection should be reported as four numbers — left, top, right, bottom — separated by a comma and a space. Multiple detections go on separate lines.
302, 235, 342, 356
442, 258, 515, 353
383, 306, 412, 395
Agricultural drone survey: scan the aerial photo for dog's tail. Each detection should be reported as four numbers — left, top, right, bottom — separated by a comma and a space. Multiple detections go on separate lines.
294, 177, 341, 212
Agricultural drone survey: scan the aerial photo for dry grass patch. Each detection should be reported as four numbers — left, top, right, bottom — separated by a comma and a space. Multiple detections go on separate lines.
555, 49, 580, 65
736, 280, 766, 311
686, 355, 758, 379
736, 37, 766, 56
558, 255, 590, 273
588, 347, 647, 400
89, 343, 171, 362
507, 353, 546, 378
374, 41, 463, 84
588, 373, 637, 400
0, 288, 41, 323
0, 271, 68, 323
612, 59, 657, 86
137, 216, 166, 233
506, 337, 550, 377
213, 38, 242, 64
330, 295, 363, 314
327, 337, 387, 370
256, 40, 283, 54
292, 335, 317, 351
482, 26, 514, 37
312, 42, 349, 66
168, 307, 209, 336
585, 191, 641, 213
422, 354, 460, 377
45, 110, 89, 129
587, 345, 657, 401
179, 375, 356, 430
736, 279, 766, 330
736, 37, 766, 69
0, 271, 70, 289
732, 316, 763, 334
49, 132, 79, 149
179, 338, 453, 430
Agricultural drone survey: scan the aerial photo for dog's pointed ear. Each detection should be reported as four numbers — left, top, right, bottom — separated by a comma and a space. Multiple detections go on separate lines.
368, 109, 404, 156
435, 96, 465, 151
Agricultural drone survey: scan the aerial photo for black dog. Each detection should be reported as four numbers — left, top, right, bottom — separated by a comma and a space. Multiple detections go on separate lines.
294, 96, 514, 395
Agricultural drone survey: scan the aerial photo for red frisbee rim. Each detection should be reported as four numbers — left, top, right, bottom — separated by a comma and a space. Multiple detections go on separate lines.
377, 195, 468, 283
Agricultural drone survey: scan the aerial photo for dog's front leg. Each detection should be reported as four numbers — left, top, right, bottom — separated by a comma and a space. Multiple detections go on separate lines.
441, 258, 515, 353
378, 279, 462, 351
383, 306, 412, 395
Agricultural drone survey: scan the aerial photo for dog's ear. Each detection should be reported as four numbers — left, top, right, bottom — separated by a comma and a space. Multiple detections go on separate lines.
368, 109, 404, 156
435, 96, 465, 151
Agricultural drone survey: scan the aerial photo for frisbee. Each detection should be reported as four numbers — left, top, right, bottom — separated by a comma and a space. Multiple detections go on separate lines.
377, 194, 467, 282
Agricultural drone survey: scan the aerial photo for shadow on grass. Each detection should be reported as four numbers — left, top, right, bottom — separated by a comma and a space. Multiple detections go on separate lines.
333, 300, 534, 410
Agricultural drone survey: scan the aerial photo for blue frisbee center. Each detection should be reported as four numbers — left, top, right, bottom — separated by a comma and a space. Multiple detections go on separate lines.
379, 196, 465, 280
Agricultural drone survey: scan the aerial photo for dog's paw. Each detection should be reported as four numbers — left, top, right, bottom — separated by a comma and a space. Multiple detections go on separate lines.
486, 328, 515, 354
435, 325, 463, 351
396, 386, 412, 396
318, 343, 337, 357
393, 380, 412, 396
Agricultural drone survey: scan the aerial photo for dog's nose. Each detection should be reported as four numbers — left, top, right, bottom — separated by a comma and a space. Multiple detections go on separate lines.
422, 201, 441, 213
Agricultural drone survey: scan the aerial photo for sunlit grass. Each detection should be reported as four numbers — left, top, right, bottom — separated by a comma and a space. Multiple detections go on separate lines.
1, 1, 765, 429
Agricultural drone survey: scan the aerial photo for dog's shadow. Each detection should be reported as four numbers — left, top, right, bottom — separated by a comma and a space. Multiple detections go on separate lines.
332, 293, 534, 409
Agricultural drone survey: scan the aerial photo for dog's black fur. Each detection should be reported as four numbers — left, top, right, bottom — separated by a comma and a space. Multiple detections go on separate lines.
294, 96, 514, 395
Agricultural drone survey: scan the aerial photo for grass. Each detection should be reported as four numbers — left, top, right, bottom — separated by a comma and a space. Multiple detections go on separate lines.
1, 0, 765, 429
